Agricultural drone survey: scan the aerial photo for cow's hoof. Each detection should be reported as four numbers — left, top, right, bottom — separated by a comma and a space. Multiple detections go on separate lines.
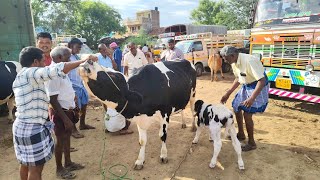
160, 157, 168, 164
191, 126, 197, 132
181, 124, 187, 129
239, 164, 245, 170
134, 164, 144, 170
209, 163, 216, 169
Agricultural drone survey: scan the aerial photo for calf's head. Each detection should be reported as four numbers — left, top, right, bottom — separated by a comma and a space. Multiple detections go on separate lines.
79, 61, 142, 110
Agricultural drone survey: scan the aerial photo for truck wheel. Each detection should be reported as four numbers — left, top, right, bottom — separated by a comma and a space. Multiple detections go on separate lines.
195, 63, 203, 77
222, 62, 231, 73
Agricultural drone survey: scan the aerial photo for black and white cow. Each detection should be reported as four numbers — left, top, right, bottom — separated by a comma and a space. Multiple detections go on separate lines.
79, 60, 197, 169
0, 61, 21, 123
192, 100, 244, 170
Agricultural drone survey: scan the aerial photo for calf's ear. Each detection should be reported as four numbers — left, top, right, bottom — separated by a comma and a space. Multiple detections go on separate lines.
125, 90, 143, 104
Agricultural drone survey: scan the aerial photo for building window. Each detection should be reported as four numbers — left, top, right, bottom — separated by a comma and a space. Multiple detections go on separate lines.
148, 14, 151, 19
138, 26, 140, 30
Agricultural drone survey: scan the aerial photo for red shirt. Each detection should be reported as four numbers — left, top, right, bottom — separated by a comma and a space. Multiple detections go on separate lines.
44, 54, 52, 66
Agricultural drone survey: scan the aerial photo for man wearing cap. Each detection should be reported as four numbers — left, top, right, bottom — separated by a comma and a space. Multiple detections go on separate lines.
109, 42, 122, 72
161, 39, 184, 61
220, 45, 269, 152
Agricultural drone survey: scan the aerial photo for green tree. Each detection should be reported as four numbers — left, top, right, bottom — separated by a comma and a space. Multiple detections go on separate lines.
191, 0, 258, 30
31, 0, 125, 48
31, 0, 80, 33
71, 0, 125, 48
124, 30, 153, 48
190, 0, 225, 25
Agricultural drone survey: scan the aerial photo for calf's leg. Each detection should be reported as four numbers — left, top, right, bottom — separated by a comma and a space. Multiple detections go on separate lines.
209, 124, 222, 168
192, 124, 204, 144
189, 88, 197, 132
228, 120, 245, 169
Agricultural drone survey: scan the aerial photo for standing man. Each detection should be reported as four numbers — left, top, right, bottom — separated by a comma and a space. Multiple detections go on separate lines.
12, 46, 94, 180
123, 42, 148, 77
68, 38, 95, 139
162, 39, 184, 61
220, 45, 269, 152
36, 32, 53, 66
46, 47, 88, 179
109, 42, 123, 72
97, 44, 117, 69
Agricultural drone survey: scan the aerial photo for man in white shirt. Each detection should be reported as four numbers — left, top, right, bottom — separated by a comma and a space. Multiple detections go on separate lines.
162, 39, 184, 61
123, 42, 148, 77
45, 47, 85, 178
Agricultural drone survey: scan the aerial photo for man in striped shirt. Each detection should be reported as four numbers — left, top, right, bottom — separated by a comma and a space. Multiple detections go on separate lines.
12, 46, 97, 180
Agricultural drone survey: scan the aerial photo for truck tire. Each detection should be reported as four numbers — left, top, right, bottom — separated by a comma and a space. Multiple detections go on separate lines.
195, 63, 203, 77
222, 62, 231, 73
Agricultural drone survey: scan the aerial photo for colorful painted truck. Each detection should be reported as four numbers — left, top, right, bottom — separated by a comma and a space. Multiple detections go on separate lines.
174, 32, 246, 76
251, 0, 320, 103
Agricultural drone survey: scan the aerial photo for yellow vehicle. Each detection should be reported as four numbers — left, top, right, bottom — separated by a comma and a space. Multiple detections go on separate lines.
175, 32, 246, 76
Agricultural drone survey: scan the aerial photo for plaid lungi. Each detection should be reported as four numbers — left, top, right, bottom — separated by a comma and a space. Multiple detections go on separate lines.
232, 76, 269, 114
12, 120, 54, 166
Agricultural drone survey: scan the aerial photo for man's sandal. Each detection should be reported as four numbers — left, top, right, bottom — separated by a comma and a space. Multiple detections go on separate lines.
118, 129, 134, 135
65, 162, 85, 171
57, 169, 76, 179
71, 132, 84, 139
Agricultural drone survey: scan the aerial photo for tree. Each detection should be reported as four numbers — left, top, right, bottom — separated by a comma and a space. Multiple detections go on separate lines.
190, 0, 258, 30
190, 0, 225, 25
31, 0, 125, 48
31, 0, 80, 33
70, 0, 125, 48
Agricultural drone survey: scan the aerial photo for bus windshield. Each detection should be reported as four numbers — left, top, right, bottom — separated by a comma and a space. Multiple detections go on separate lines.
254, 0, 320, 27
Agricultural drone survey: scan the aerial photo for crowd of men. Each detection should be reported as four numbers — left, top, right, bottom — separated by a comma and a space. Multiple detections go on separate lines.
10, 31, 268, 180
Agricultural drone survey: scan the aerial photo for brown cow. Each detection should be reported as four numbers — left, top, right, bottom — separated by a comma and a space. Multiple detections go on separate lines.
208, 50, 224, 82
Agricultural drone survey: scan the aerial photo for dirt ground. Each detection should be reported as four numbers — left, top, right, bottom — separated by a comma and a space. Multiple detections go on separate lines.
1, 72, 320, 180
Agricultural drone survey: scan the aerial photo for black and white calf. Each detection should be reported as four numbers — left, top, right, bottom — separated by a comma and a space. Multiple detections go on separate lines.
192, 100, 244, 170
0, 61, 21, 123
79, 60, 197, 169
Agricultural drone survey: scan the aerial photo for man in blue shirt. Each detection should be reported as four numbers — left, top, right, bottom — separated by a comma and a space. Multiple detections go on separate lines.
97, 44, 117, 69
109, 42, 122, 72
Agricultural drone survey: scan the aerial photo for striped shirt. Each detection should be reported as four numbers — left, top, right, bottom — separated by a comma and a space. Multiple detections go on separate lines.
68, 54, 84, 88
12, 63, 66, 124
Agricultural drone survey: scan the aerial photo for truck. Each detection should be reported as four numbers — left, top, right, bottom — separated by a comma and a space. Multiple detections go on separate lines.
250, 0, 320, 103
0, 0, 35, 61
174, 32, 246, 76
153, 24, 227, 56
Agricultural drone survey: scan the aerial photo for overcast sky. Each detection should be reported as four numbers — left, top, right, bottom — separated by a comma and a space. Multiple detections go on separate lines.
102, 0, 200, 27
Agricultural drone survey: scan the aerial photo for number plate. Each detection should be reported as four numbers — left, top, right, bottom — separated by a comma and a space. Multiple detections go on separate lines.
275, 78, 292, 90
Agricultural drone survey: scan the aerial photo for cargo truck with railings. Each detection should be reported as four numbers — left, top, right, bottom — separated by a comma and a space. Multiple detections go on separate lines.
250, 0, 320, 103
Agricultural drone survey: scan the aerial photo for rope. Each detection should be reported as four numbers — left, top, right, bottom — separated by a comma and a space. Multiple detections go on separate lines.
170, 143, 195, 180
100, 135, 133, 180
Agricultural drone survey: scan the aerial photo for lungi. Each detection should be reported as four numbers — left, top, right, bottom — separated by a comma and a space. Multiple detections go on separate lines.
232, 75, 269, 114
12, 120, 54, 166
72, 84, 89, 109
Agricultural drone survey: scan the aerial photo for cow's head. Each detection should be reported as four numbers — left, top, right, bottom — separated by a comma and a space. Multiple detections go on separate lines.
79, 61, 142, 111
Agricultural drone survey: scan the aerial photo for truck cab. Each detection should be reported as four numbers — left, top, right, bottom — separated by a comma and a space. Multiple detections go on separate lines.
175, 32, 245, 76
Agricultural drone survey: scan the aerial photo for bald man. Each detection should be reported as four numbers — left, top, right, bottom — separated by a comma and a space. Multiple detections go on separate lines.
97, 44, 117, 69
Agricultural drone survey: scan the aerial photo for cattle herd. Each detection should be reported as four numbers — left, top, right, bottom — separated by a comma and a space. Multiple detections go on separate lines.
1, 59, 244, 170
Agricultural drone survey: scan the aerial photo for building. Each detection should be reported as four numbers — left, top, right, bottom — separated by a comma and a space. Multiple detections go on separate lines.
123, 7, 160, 36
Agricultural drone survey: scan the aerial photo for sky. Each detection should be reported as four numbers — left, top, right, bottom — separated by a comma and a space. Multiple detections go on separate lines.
102, 0, 200, 27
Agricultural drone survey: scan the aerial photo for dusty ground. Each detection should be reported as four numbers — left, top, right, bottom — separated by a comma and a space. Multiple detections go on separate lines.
1, 72, 320, 180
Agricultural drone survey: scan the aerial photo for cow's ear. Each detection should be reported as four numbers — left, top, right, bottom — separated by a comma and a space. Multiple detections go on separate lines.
125, 90, 143, 104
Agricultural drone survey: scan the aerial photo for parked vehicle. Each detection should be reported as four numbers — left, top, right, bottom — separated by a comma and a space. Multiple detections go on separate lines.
250, 0, 320, 103
175, 32, 246, 76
